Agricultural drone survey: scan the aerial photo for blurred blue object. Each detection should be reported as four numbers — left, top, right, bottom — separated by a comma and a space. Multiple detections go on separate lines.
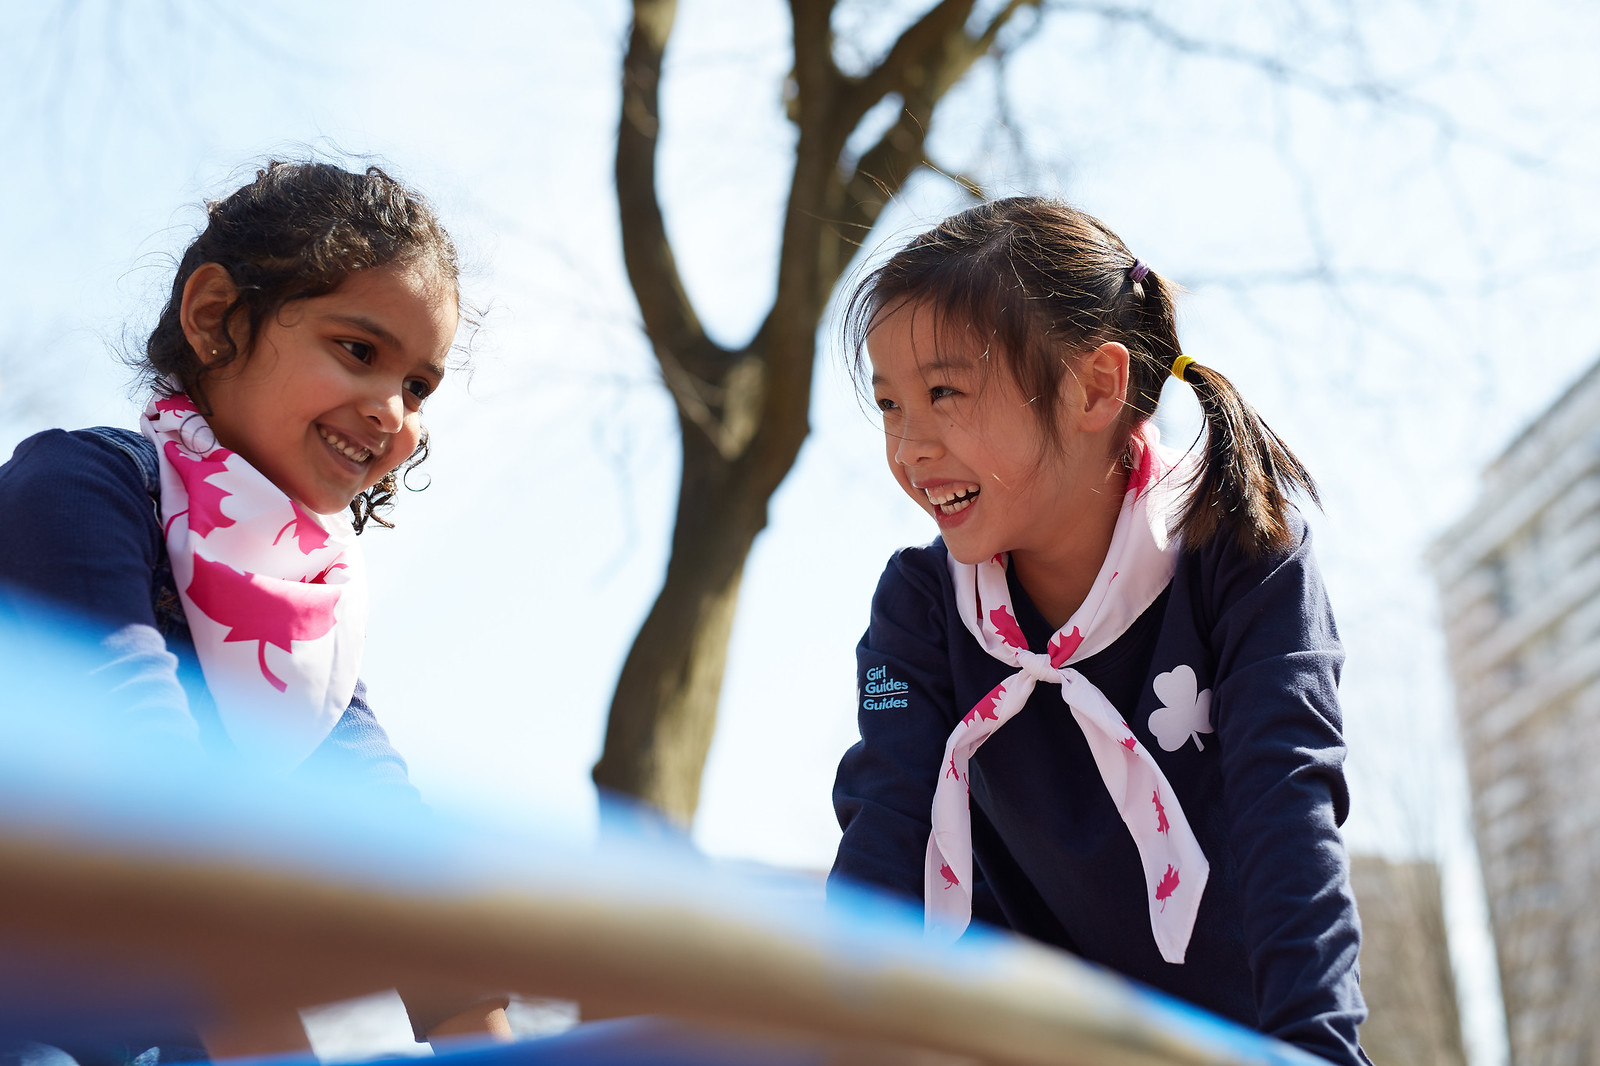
0, 600, 1326, 1065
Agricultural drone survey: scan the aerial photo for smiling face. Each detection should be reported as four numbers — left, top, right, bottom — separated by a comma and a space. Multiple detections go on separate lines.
868, 300, 1125, 571
195, 263, 457, 516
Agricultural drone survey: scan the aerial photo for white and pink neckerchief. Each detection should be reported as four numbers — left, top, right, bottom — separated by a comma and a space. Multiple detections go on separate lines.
926, 424, 1208, 964
142, 392, 367, 771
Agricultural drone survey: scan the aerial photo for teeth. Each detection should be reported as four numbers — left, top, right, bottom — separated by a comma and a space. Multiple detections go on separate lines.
925, 485, 981, 506
924, 484, 980, 514
320, 427, 372, 463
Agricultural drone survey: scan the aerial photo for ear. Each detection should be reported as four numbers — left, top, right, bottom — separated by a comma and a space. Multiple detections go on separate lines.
1074, 340, 1130, 433
179, 262, 241, 366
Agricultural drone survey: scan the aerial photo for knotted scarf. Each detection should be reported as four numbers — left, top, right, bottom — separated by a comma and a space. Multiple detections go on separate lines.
925, 425, 1208, 964
142, 392, 367, 770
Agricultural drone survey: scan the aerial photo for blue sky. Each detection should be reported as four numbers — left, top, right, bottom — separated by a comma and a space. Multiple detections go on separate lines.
5, 3, 1600, 1061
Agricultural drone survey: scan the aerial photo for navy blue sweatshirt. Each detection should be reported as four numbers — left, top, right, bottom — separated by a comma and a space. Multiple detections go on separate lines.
0, 427, 419, 799
831, 518, 1369, 1065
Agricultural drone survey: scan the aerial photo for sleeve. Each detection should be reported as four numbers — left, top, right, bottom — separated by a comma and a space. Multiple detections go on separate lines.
828, 549, 958, 906
1200, 514, 1372, 1066
0, 431, 198, 749
294, 680, 423, 808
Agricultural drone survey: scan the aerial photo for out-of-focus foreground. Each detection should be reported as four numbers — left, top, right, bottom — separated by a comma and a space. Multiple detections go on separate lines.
0, 609, 1328, 1066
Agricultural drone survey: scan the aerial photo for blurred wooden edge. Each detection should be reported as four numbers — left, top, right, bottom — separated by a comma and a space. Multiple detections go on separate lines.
0, 834, 1281, 1066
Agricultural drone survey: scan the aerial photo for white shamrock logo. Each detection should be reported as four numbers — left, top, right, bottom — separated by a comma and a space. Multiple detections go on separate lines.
1148, 664, 1214, 752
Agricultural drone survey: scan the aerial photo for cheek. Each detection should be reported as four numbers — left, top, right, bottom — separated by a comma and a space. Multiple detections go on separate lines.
888, 459, 925, 508
374, 420, 425, 480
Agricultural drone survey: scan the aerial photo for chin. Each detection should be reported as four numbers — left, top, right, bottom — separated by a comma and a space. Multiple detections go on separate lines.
300, 492, 358, 518
942, 542, 994, 567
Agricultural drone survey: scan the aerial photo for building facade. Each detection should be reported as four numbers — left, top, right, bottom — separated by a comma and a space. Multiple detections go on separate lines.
1348, 856, 1468, 1065
1431, 360, 1600, 1065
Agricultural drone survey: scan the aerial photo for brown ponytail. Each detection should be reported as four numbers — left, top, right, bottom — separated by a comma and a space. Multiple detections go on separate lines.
1173, 361, 1319, 557
843, 196, 1318, 559
1122, 265, 1318, 557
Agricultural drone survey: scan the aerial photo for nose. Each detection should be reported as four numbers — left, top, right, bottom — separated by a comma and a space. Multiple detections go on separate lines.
891, 416, 943, 468
360, 382, 407, 434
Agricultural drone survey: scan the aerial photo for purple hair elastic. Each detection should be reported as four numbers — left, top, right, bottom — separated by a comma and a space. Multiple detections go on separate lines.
1130, 259, 1151, 284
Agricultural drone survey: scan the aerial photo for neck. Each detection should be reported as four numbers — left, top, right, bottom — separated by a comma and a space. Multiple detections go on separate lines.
1009, 462, 1128, 631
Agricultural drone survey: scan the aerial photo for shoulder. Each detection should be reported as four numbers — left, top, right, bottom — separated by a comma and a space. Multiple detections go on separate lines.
867, 540, 952, 623
875, 539, 949, 597
856, 540, 961, 665
1, 427, 154, 501
1178, 502, 1342, 697
0, 427, 158, 539
1183, 503, 1330, 624
0, 428, 165, 624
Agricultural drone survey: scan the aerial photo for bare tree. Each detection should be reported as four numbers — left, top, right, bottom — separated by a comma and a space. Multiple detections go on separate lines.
590, 0, 1538, 825
592, 0, 1039, 822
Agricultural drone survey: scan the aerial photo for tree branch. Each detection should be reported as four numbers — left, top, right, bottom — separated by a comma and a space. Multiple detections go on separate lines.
822, 1, 1037, 266
786, 0, 838, 116
616, 0, 723, 383
838, 0, 1037, 135
1044, 0, 1552, 173
839, 0, 975, 130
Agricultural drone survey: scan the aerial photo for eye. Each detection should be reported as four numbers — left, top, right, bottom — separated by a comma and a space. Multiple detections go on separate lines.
875, 396, 899, 413
929, 384, 959, 402
340, 340, 375, 363
405, 379, 433, 402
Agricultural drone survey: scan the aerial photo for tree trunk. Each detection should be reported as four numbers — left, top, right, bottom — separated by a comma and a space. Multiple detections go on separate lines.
592, 427, 772, 824
594, 0, 1036, 823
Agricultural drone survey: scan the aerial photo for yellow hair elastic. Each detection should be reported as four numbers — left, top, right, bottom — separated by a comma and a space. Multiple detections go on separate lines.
1170, 354, 1197, 382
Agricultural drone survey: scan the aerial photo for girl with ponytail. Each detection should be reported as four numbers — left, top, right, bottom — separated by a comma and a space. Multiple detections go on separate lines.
830, 198, 1370, 1065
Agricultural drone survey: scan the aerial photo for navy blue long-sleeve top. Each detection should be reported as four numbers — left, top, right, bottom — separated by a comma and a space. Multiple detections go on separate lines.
831, 518, 1369, 1065
0, 427, 419, 800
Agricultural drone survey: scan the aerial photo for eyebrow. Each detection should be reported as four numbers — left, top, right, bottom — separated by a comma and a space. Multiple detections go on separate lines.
870, 357, 976, 384
329, 313, 447, 379
328, 314, 402, 351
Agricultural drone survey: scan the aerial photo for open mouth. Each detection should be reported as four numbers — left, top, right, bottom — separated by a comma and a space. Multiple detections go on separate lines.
319, 426, 373, 464
926, 484, 980, 516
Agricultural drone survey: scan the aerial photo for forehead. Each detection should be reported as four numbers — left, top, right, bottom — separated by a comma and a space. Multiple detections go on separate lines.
315, 262, 456, 332
867, 300, 987, 382
325, 261, 453, 309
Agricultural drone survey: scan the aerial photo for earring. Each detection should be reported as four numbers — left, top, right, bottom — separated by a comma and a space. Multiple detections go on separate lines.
210, 349, 218, 357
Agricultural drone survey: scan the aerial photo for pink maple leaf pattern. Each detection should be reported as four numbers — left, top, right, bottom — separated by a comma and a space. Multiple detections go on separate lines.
961, 681, 1006, 727
273, 501, 332, 555
1155, 864, 1180, 911
946, 755, 961, 780
940, 863, 960, 889
1048, 626, 1084, 668
185, 554, 342, 693
151, 394, 199, 420
990, 552, 1006, 567
163, 441, 235, 538
1120, 735, 1138, 751
989, 605, 1027, 649
313, 560, 348, 584
1153, 789, 1170, 834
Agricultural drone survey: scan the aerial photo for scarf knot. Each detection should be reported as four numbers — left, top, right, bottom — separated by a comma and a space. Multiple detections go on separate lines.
1012, 650, 1061, 686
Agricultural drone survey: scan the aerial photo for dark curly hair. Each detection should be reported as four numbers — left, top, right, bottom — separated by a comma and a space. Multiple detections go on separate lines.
140, 160, 460, 532
844, 197, 1317, 558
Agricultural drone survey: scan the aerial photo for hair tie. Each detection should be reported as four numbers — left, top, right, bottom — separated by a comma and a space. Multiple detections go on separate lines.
1170, 354, 1196, 382
1130, 259, 1151, 284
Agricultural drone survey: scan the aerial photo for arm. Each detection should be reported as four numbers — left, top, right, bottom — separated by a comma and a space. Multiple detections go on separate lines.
0, 430, 198, 749
294, 680, 424, 808
829, 550, 957, 906
1201, 516, 1370, 1066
